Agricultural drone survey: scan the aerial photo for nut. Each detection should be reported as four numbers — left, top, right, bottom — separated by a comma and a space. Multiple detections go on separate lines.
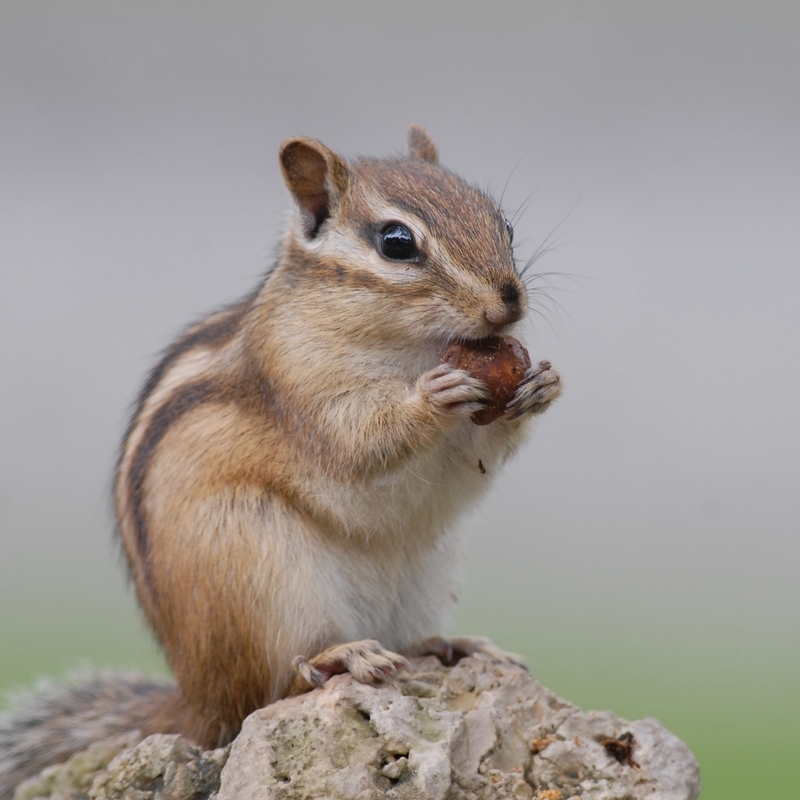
443, 336, 531, 425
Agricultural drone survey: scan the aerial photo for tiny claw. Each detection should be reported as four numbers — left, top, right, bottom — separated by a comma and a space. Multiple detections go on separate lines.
504, 360, 561, 420
292, 655, 327, 688
406, 636, 455, 665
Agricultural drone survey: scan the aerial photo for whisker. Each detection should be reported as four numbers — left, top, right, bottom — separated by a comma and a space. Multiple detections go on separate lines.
511, 193, 536, 227
519, 200, 582, 275
499, 151, 530, 208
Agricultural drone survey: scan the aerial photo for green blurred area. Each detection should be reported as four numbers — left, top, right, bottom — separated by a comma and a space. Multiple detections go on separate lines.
456, 598, 798, 800
2, 594, 796, 799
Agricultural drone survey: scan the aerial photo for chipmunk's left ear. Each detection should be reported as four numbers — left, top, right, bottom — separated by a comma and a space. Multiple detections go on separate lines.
407, 125, 439, 164
280, 137, 350, 239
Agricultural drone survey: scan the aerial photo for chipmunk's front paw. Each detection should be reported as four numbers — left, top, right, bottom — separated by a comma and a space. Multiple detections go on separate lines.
504, 360, 561, 420
291, 639, 409, 692
417, 364, 489, 418
407, 635, 526, 667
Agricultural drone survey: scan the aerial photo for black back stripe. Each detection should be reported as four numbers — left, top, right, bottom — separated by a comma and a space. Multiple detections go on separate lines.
115, 295, 253, 527
127, 380, 218, 571
135, 299, 249, 417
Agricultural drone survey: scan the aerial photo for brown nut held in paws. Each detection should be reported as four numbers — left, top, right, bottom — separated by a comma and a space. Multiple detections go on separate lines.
443, 336, 531, 424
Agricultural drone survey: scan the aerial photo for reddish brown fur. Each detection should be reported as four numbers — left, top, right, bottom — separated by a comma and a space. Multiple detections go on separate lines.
0, 129, 563, 798
110, 128, 553, 750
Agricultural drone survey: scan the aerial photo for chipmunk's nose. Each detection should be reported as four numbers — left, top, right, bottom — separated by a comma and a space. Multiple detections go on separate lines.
484, 281, 525, 327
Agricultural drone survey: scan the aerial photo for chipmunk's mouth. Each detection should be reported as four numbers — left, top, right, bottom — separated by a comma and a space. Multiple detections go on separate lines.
438, 316, 518, 357
458, 334, 505, 347
450, 329, 514, 348
438, 333, 517, 364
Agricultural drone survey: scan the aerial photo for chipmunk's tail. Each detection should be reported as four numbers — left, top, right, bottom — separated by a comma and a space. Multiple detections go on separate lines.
0, 672, 186, 799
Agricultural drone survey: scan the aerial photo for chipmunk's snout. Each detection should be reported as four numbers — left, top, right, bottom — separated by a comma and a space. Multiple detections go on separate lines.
500, 282, 521, 309
484, 280, 526, 328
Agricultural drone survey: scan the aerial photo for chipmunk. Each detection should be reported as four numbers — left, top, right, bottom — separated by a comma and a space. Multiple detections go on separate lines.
0, 126, 561, 796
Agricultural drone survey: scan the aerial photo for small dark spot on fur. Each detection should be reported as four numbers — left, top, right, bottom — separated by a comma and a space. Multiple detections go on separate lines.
478, 459, 486, 474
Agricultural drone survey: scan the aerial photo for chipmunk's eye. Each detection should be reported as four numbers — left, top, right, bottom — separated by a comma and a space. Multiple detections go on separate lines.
378, 223, 418, 261
505, 219, 514, 244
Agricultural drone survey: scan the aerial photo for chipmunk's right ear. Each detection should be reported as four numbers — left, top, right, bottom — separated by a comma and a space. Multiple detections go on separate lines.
280, 138, 349, 238
407, 125, 439, 164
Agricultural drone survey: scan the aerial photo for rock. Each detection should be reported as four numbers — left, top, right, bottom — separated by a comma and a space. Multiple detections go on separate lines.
13, 734, 228, 800
90, 734, 228, 800
219, 655, 700, 800
13, 656, 700, 800
12, 733, 142, 800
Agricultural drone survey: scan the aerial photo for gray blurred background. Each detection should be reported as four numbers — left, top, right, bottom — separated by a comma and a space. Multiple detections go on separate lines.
1, 2, 798, 796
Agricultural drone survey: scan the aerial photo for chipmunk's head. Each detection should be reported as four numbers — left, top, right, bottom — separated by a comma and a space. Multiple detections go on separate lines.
278, 126, 526, 347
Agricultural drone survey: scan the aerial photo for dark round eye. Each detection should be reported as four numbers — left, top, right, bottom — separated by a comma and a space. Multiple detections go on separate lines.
505, 219, 514, 244
378, 223, 418, 261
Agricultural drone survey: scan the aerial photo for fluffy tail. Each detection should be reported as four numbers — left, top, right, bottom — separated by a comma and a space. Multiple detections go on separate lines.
0, 672, 186, 799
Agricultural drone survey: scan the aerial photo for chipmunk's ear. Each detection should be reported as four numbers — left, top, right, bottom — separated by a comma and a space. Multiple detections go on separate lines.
280, 137, 349, 237
407, 124, 439, 164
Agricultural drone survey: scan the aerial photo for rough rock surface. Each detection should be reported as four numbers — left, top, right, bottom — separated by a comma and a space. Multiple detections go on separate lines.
12, 655, 700, 800
220, 655, 699, 800
12, 734, 228, 800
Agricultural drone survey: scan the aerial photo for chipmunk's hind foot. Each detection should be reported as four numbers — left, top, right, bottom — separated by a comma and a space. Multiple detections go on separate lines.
290, 639, 409, 693
408, 635, 526, 667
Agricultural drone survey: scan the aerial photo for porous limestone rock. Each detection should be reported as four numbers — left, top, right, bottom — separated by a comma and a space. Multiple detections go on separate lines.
12, 655, 700, 800
12, 733, 141, 800
12, 733, 228, 800
219, 655, 700, 800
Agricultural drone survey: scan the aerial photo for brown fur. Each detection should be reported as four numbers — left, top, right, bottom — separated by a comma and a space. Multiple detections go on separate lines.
0, 674, 187, 799
113, 127, 556, 746
407, 123, 439, 164
1, 128, 562, 794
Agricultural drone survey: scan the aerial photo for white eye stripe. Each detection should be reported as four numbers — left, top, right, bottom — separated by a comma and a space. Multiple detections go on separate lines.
319, 228, 421, 284
335, 207, 482, 290
360, 193, 429, 247
292, 190, 503, 295
357, 196, 463, 275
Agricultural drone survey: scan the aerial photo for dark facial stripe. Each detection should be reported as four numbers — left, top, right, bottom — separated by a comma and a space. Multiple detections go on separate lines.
286, 244, 391, 292
126, 380, 218, 581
